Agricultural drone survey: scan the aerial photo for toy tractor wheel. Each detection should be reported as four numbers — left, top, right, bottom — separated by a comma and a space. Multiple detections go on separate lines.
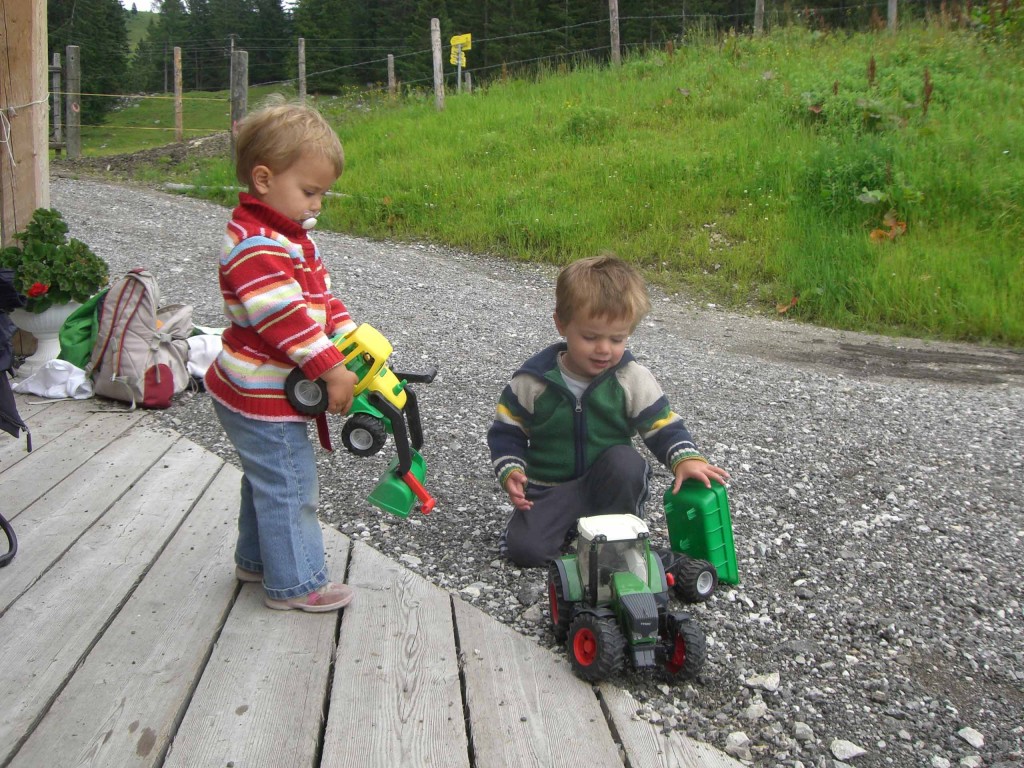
568, 613, 625, 682
661, 614, 707, 681
547, 563, 572, 643
672, 557, 718, 604
341, 414, 388, 457
285, 368, 328, 415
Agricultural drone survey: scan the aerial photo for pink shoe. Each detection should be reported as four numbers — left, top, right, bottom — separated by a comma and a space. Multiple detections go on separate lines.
264, 582, 354, 613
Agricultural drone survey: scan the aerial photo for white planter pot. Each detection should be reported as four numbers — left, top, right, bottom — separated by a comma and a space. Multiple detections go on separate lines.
10, 302, 81, 378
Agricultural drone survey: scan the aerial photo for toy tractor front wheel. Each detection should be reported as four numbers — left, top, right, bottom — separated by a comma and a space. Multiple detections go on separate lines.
672, 557, 719, 604
567, 613, 625, 682
661, 614, 707, 681
342, 414, 388, 456
547, 563, 572, 643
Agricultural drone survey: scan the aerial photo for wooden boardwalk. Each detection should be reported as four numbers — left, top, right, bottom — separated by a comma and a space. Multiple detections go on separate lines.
0, 394, 742, 768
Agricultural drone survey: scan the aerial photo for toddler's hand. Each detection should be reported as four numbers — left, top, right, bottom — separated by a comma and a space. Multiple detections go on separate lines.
321, 365, 358, 415
504, 470, 533, 511
672, 458, 730, 493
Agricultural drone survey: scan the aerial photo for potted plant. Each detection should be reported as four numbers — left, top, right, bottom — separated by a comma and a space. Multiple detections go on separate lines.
0, 208, 109, 376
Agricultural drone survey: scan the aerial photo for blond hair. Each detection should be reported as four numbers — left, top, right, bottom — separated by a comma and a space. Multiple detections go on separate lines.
555, 255, 651, 330
233, 96, 345, 187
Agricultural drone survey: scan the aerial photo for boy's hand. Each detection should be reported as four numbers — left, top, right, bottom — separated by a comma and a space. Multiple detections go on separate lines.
503, 470, 533, 511
321, 364, 358, 415
673, 458, 730, 493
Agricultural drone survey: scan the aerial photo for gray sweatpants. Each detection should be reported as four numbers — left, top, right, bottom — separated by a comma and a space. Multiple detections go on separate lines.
502, 444, 652, 567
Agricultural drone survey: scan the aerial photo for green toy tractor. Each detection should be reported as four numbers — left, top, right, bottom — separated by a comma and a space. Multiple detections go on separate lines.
547, 514, 707, 683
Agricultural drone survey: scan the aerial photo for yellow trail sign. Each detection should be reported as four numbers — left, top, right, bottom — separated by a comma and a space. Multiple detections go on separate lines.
450, 33, 472, 50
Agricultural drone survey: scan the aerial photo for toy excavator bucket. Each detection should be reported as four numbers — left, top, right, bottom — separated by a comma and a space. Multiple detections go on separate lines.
368, 450, 434, 519
663, 479, 739, 584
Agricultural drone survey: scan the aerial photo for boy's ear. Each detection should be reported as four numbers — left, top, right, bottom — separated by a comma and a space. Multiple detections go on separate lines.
553, 310, 566, 336
251, 165, 272, 194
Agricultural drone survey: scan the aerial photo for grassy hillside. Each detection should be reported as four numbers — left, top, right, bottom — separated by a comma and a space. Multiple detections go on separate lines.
124, 9, 153, 51
82, 25, 1024, 346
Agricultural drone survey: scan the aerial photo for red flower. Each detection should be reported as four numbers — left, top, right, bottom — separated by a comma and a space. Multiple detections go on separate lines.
27, 282, 49, 297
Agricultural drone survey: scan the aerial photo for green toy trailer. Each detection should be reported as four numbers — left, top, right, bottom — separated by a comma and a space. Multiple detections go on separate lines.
547, 514, 707, 683
662, 478, 740, 589
284, 323, 437, 518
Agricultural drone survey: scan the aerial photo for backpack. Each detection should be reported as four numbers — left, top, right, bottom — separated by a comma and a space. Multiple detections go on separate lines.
89, 269, 193, 409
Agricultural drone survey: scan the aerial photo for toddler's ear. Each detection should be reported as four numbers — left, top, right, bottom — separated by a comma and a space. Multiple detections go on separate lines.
553, 311, 566, 336
251, 165, 272, 194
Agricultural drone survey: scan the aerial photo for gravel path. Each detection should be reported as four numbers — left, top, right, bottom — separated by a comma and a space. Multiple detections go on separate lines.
51, 176, 1024, 768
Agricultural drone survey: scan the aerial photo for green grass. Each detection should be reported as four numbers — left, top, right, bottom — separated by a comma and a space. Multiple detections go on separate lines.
124, 9, 153, 52
74, 25, 1024, 346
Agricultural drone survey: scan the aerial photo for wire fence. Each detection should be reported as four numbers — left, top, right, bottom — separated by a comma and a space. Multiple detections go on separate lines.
59, 0, 994, 152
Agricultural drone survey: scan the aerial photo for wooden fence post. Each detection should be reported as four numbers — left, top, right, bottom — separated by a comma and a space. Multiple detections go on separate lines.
230, 50, 248, 156
755, 0, 765, 33
298, 38, 306, 104
888, 0, 898, 30
387, 54, 396, 99
174, 46, 183, 143
65, 45, 81, 160
0, 0, 49, 243
50, 53, 62, 154
431, 18, 444, 111
608, 0, 621, 66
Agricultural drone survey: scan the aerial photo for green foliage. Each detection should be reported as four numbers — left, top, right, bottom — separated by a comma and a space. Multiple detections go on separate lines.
81, 25, 1024, 346
48, 0, 131, 120
0, 210, 110, 313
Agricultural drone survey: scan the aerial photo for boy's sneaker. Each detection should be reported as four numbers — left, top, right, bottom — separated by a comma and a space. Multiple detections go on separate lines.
235, 566, 263, 583
264, 582, 354, 613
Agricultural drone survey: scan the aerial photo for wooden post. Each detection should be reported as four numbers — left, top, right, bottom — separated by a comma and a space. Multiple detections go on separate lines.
50, 53, 62, 154
230, 50, 248, 156
465, 71, 472, 94
298, 38, 306, 104
608, 0, 621, 66
754, 0, 765, 33
0, 0, 49, 244
431, 18, 444, 111
65, 45, 81, 159
888, 0, 898, 30
174, 46, 183, 143
387, 54, 396, 99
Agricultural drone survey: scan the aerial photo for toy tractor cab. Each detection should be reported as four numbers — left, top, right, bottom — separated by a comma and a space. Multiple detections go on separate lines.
548, 514, 707, 683
285, 323, 437, 518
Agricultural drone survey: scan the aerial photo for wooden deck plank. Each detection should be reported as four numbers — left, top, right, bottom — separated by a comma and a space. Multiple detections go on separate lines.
2, 410, 147, 519
453, 597, 624, 768
600, 685, 744, 768
163, 527, 351, 768
0, 427, 176, 614
0, 396, 93, 468
7, 464, 241, 768
0, 439, 222, 766
322, 541, 469, 768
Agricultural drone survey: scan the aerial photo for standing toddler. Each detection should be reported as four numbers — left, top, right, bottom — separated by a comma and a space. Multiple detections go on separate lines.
206, 99, 358, 612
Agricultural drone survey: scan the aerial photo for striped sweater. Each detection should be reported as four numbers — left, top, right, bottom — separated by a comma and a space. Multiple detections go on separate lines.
205, 194, 356, 420
488, 343, 706, 487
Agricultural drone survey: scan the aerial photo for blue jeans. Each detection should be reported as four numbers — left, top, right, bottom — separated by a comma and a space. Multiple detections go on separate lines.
213, 400, 328, 600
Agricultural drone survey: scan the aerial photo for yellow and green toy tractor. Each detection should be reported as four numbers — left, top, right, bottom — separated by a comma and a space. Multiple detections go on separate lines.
285, 323, 437, 518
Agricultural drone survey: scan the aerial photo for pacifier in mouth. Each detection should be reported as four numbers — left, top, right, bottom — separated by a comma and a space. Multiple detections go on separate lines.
301, 215, 318, 230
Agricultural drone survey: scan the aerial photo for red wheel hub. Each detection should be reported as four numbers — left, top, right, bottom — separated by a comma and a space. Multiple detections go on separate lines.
665, 633, 686, 674
573, 628, 598, 666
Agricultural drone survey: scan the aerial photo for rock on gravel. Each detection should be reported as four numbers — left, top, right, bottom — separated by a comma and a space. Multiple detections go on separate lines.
51, 177, 1024, 768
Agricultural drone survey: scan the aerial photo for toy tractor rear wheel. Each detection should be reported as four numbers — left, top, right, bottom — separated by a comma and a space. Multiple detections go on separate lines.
547, 563, 572, 643
568, 613, 625, 682
341, 414, 388, 456
672, 557, 718, 604
661, 614, 707, 681
285, 368, 328, 415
